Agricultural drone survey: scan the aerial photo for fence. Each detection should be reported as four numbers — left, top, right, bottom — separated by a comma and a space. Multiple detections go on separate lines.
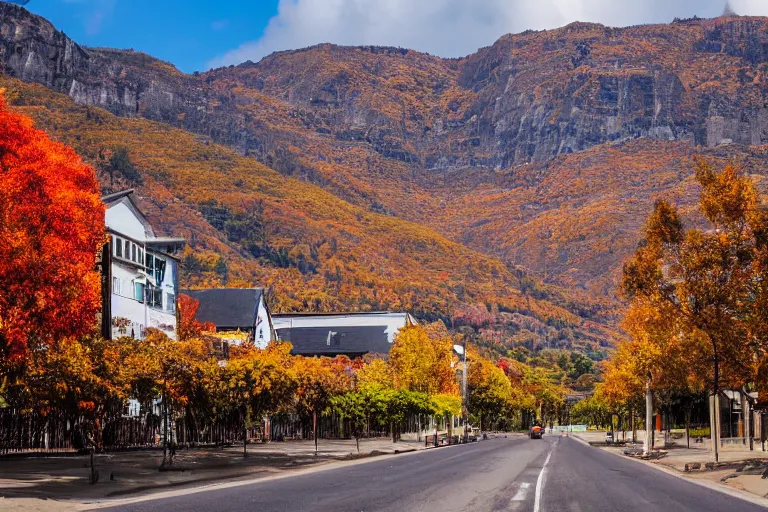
1, 407, 424, 454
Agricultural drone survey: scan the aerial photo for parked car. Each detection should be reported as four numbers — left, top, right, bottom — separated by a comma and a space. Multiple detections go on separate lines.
605, 431, 614, 443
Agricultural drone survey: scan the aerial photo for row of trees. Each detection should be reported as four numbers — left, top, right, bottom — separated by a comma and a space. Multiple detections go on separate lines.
2, 318, 556, 461
602, 158, 768, 460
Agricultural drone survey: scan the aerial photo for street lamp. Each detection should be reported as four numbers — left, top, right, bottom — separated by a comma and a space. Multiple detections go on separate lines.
453, 338, 468, 443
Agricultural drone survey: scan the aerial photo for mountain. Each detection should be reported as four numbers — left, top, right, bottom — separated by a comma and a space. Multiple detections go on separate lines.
5, 4, 768, 355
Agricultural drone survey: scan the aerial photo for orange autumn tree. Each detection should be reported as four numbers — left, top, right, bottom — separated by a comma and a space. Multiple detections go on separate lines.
0, 92, 104, 365
291, 356, 353, 453
389, 324, 458, 396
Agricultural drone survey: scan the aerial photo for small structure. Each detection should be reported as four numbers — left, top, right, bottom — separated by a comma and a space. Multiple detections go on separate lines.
273, 312, 416, 358
183, 288, 274, 349
100, 190, 184, 340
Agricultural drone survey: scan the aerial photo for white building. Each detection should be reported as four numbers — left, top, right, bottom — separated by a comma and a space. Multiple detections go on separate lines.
101, 190, 184, 341
272, 312, 416, 358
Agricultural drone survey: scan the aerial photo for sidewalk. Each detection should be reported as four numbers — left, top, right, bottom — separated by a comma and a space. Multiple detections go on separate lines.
574, 430, 768, 501
0, 437, 427, 511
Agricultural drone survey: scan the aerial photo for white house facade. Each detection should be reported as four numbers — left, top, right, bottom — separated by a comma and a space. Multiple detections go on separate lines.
101, 190, 184, 341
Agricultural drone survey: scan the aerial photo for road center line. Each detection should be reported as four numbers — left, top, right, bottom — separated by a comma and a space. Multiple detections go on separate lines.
533, 443, 555, 512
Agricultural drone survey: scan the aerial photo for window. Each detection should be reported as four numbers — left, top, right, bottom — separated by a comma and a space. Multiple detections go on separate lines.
112, 277, 121, 295
115, 238, 123, 258
131, 243, 137, 262
138, 248, 144, 266
134, 281, 145, 302
166, 293, 176, 313
147, 284, 163, 309
147, 254, 167, 284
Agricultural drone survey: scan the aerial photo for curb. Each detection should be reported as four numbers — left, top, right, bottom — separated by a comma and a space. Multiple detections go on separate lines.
82, 444, 446, 508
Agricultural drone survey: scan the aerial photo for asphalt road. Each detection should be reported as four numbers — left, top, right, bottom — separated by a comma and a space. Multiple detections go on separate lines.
97, 435, 767, 512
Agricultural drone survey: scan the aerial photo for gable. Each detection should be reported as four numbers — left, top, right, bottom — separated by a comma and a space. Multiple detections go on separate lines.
105, 198, 152, 241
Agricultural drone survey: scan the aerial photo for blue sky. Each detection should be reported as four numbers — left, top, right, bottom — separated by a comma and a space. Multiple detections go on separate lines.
23, 1, 768, 74
26, 1, 278, 73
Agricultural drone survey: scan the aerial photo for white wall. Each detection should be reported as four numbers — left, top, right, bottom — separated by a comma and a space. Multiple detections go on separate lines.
105, 201, 148, 241
254, 297, 272, 349
111, 292, 146, 339
148, 308, 177, 340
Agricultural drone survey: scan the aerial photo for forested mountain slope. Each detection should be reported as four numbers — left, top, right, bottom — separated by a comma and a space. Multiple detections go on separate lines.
6, 5, 768, 354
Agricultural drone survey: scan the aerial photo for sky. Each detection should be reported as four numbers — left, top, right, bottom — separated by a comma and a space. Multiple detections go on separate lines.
22, 0, 768, 74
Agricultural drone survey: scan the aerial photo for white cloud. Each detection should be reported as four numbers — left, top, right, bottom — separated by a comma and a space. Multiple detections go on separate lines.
207, 0, 768, 70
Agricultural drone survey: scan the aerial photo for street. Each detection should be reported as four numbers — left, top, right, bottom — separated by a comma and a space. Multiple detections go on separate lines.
96, 436, 768, 512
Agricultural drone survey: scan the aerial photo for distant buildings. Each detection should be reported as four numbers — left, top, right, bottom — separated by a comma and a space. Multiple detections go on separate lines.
272, 312, 416, 358
100, 189, 184, 340
182, 288, 274, 349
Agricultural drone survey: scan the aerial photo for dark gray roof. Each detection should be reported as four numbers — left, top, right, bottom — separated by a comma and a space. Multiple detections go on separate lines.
272, 311, 400, 318
182, 288, 263, 329
278, 326, 391, 357
101, 189, 135, 204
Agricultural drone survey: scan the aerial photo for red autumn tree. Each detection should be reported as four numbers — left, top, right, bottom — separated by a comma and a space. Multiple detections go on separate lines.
0, 92, 105, 363
177, 293, 216, 340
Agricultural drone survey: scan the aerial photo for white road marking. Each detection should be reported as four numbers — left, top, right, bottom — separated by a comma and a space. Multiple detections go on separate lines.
533, 445, 555, 512
511, 482, 531, 501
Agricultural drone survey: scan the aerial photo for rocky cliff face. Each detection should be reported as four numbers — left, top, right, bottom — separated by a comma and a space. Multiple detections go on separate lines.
0, 4, 252, 146
5, 5, 768, 298
4, 5, 768, 170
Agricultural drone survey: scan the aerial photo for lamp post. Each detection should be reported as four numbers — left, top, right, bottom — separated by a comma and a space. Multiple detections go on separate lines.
453, 338, 469, 443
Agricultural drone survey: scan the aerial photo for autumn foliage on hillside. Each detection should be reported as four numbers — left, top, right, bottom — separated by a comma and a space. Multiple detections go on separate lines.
0, 77, 618, 357
0, 91, 104, 364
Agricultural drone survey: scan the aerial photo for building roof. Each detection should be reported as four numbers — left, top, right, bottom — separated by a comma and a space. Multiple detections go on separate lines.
272, 311, 405, 317
272, 311, 415, 357
101, 189, 136, 204
183, 288, 264, 329
278, 325, 392, 357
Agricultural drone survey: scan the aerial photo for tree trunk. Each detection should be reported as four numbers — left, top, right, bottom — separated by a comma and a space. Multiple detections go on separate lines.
685, 405, 691, 449
644, 380, 653, 456
313, 409, 318, 455
161, 393, 169, 470
243, 407, 248, 458
417, 415, 421, 442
